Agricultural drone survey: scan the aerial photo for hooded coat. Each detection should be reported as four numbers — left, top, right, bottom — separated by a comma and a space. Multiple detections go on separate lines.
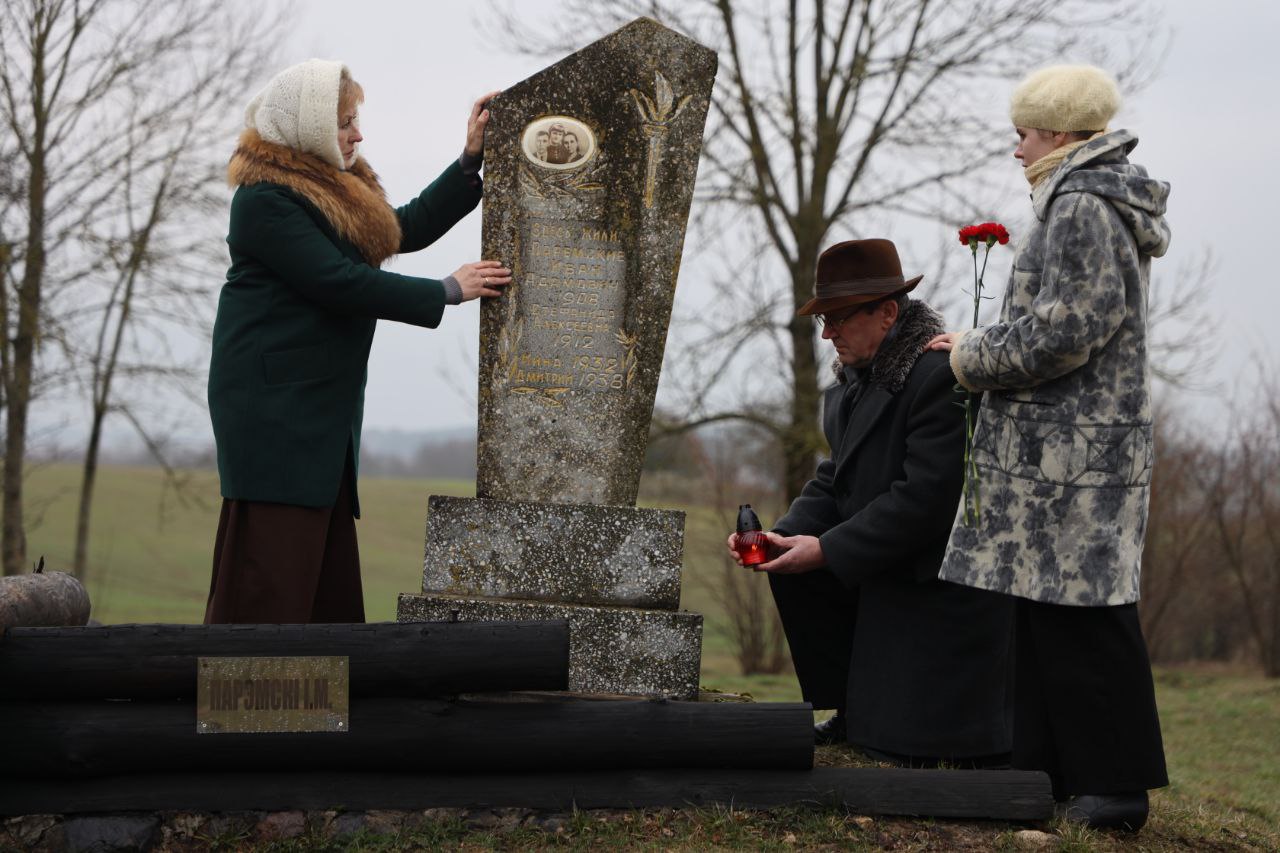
209, 130, 481, 514
939, 130, 1171, 606
772, 301, 1014, 759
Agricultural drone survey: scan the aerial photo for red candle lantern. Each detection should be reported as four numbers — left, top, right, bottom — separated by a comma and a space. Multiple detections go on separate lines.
735, 504, 768, 566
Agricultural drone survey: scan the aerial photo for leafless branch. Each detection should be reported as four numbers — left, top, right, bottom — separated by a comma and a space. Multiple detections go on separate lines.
488, 0, 1168, 502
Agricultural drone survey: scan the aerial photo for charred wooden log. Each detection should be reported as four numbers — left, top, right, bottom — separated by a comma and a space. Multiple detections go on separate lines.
1, 697, 814, 778
0, 621, 570, 700
0, 767, 1055, 819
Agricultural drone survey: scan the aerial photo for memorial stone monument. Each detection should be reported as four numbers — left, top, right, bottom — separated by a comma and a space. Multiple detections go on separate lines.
397, 19, 717, 698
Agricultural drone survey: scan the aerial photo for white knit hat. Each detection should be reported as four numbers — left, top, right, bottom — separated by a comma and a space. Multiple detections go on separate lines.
1009, 64, 1121, 132
245, 59, 348, 170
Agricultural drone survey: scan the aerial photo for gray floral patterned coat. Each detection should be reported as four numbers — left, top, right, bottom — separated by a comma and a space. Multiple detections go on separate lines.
938, 130, 1171, 606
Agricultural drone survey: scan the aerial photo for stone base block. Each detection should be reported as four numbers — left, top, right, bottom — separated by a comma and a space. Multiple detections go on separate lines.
421, 495, 685, 610
397, 592, 702, 699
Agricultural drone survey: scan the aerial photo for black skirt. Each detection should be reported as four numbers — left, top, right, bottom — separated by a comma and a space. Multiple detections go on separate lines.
1013, 598, 1168, 797
203, 461, 364, 624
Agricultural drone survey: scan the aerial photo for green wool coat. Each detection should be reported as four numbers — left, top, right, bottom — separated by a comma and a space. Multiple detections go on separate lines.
208, 160, 480, 515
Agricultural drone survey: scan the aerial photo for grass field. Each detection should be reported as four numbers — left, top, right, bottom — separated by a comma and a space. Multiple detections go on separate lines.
15, 463, 1280, 849
21, 461, 768, 670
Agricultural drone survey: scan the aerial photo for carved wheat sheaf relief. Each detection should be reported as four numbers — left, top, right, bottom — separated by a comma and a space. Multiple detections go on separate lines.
629, 72, 692, 209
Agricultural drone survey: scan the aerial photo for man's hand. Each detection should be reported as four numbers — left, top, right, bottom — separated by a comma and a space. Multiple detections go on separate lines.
755, 532, 825, 574
725, 531, 776, 567
726, 532, 744, 565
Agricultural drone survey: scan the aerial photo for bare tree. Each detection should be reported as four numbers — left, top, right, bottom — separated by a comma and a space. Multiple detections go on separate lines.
1148, 250, 1218, 390
492, 0, 1163, 501
1200, 362, 1280, 678
0, 0, 281, 576
1139, 401, 1214, 661
683, 421, 790, 675
67, 19, 276, 580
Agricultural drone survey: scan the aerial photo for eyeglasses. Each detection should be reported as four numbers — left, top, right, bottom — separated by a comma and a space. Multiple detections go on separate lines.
815, 308, 860, 330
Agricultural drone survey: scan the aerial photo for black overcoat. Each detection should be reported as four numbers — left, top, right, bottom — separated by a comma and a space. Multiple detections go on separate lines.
772, 301, 1013, 759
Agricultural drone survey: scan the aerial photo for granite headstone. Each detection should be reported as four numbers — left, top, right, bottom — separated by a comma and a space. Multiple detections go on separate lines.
398, 18, 717, 699
475, 17, 716, 506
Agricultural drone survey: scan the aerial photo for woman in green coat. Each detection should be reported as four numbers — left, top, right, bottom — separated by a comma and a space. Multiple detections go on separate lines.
204, 59, 509, 624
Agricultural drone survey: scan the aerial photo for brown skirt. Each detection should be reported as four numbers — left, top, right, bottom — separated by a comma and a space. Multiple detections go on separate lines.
203, 464, 364, 624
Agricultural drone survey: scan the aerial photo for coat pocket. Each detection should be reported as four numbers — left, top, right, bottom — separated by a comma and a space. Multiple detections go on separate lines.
976, 406, 1154, 488
1001, 389, 1061, 408
262, 344, 333, 385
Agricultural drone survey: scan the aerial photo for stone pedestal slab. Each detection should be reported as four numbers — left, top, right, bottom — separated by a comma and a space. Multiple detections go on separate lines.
397, 593, 701, 699
421, 496, 684, 610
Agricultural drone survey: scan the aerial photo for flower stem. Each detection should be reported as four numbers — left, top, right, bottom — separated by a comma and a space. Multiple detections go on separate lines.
977, 244, 991, 308
972, 249, 982, 327
960, 245, 991, 525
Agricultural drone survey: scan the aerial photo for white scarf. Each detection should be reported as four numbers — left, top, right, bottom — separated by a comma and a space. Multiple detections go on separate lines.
244, 59, 348, 171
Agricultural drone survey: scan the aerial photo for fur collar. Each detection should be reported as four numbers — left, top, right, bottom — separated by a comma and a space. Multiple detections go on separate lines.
834, 300, 946, 392
227, 129, 401, 267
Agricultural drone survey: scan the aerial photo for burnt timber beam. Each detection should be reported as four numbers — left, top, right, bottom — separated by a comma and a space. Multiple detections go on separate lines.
0, 621, 570, 700
0, 768, 1054, 820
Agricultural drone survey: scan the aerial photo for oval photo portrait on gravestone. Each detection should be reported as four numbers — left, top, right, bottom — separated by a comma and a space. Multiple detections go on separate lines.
522, 116, 596, 170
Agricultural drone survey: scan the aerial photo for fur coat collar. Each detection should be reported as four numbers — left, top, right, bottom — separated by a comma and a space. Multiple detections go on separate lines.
835, 300, 945, 392
227, 129, 401, 266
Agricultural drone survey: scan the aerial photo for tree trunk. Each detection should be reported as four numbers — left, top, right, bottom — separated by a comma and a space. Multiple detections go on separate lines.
3, 164, 43, 577
72, 406, 107, 579
783, 254, 823, 504
1, 422, 27, 576
1269, 567, 1279, 678
2, 49, 47, 577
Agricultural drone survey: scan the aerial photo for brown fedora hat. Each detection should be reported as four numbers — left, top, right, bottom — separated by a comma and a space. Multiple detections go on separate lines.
797, 238, 923, 316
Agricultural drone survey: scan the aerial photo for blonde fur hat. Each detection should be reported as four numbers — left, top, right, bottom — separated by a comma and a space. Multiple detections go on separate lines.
1009, 64, 1121, 132
244, 59, 347, 170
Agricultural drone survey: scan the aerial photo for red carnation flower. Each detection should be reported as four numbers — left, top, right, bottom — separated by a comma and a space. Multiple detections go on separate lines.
954, 219, 1011, 524
959, 221, 1010, 249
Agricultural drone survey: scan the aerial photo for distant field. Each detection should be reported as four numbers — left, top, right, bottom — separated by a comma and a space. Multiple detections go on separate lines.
24, 463, 474, 625
21, 462, 775, 672
17, 463, 1280, 837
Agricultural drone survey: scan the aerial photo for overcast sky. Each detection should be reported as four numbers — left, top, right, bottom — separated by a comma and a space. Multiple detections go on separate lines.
74, 0, 1279, 451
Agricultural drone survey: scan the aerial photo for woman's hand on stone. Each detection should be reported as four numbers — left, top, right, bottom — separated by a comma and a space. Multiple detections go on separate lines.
927, 332, 959, 352
453, 260, 511, 301
464, 91, 501, 158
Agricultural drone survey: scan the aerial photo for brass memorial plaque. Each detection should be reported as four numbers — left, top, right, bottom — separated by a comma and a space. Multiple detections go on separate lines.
196, 656, 349, 734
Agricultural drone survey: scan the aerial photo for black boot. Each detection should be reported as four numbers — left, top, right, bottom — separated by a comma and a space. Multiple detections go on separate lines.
1057, 791, 1150, 832
813, 713, 846, 745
